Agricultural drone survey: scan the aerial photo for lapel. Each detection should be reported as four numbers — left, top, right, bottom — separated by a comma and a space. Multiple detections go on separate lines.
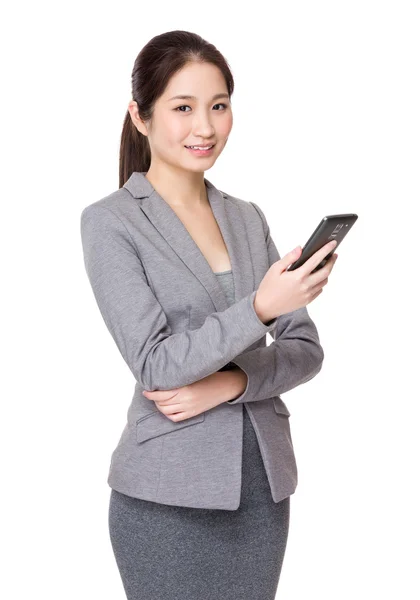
123, 171, 256, 313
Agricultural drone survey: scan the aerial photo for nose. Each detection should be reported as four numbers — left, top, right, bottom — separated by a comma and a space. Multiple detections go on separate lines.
192, 111, 215, 139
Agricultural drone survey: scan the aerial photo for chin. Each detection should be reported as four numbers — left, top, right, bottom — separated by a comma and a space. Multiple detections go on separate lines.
182, 159, 216, 173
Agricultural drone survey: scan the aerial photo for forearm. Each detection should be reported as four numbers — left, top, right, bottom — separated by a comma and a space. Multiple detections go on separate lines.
81, 204, 279, 392
227, 332, 324, 404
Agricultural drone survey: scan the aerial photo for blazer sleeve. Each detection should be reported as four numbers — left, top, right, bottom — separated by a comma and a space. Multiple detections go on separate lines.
80, 203, 278, 391
225, 201, 324, 404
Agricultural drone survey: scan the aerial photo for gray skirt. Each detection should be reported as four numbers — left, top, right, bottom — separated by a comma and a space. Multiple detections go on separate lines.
108, 405, 290, 600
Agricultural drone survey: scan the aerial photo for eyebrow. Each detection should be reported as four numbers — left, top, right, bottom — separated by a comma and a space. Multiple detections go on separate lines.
167, 93, 230, 102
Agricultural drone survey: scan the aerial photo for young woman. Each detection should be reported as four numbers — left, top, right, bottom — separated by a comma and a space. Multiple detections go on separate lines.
80, 30, 338, 600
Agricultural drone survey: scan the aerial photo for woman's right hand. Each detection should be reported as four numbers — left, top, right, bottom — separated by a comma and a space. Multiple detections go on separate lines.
254, 240, 339, 322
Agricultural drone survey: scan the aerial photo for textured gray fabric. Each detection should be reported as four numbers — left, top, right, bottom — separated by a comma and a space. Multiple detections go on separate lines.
213, 271, 236, 373
215, 269, 235, 306
107, 268, 290, 599
108, 406, 290, 600
80, 171, 324, 510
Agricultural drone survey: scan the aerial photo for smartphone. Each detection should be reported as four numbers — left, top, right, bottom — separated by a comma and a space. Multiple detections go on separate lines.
286, 213, 358, 274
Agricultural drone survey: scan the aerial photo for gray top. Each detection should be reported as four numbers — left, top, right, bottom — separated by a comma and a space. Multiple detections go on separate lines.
214, 269, 235, 307
215, 270, 236, 373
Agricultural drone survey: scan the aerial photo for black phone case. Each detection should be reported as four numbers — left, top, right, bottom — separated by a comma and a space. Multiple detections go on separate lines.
286, 213, 358, 274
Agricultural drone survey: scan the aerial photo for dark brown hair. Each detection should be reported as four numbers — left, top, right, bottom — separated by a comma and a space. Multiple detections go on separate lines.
119, 30, 235, 188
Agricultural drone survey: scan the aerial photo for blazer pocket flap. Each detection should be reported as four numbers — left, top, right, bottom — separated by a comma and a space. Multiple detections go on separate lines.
136, 411, 205, 444
273, 397, 291, 417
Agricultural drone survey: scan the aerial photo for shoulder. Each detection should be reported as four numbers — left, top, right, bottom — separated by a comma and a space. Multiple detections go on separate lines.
220, 187, 261, 214
80, 187, 139, 224
220, 188, 267, 231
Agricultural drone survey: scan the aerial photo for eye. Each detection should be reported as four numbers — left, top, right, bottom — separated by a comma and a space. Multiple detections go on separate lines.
175, 105, 192, 112
174, 103, 228, 113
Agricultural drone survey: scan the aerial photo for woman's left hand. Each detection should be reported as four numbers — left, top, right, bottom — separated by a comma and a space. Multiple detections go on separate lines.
142, 371, 242, 421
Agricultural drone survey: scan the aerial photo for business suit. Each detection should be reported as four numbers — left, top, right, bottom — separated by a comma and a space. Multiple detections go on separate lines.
80, 171, 324, 512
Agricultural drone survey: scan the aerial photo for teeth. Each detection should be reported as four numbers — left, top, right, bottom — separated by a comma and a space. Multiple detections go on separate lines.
187, 145, 213, 150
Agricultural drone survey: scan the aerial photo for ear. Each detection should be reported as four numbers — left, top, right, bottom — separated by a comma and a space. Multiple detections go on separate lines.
127, 100, 148, 137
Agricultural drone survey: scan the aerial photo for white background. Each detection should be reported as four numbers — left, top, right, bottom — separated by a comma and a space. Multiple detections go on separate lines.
2, 1, 419, 598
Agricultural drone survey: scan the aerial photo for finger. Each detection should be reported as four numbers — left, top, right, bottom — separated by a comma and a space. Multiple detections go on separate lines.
155, 400, 184, 415
169, 412, 188, 422
143, 389, 180, 400
316, 276, 329, 288
158, 407, 187, 421
306, 251, 338, 286
299, 240, 337, 277
280, 245, 302, 269
311, 288, 323, 301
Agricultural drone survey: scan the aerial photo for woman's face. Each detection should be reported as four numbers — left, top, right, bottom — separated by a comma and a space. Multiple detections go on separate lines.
136, 61, 233, 173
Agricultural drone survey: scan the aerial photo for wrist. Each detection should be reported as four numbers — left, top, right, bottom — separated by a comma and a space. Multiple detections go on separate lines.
253, 291, 272, 325
220, 368, 247, 402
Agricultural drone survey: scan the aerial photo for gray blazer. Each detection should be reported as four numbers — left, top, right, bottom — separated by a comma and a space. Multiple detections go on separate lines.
80, 171, 324, 511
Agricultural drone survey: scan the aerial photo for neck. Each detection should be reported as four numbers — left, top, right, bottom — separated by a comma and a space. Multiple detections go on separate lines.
145, 165, 208, 209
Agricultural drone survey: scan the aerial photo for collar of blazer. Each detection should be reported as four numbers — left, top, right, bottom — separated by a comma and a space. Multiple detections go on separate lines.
122, 171, 257, 313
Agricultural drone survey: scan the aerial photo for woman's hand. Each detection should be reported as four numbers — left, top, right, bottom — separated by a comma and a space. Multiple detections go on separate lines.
254, 240, 339, 322
142, 370, 246, 421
